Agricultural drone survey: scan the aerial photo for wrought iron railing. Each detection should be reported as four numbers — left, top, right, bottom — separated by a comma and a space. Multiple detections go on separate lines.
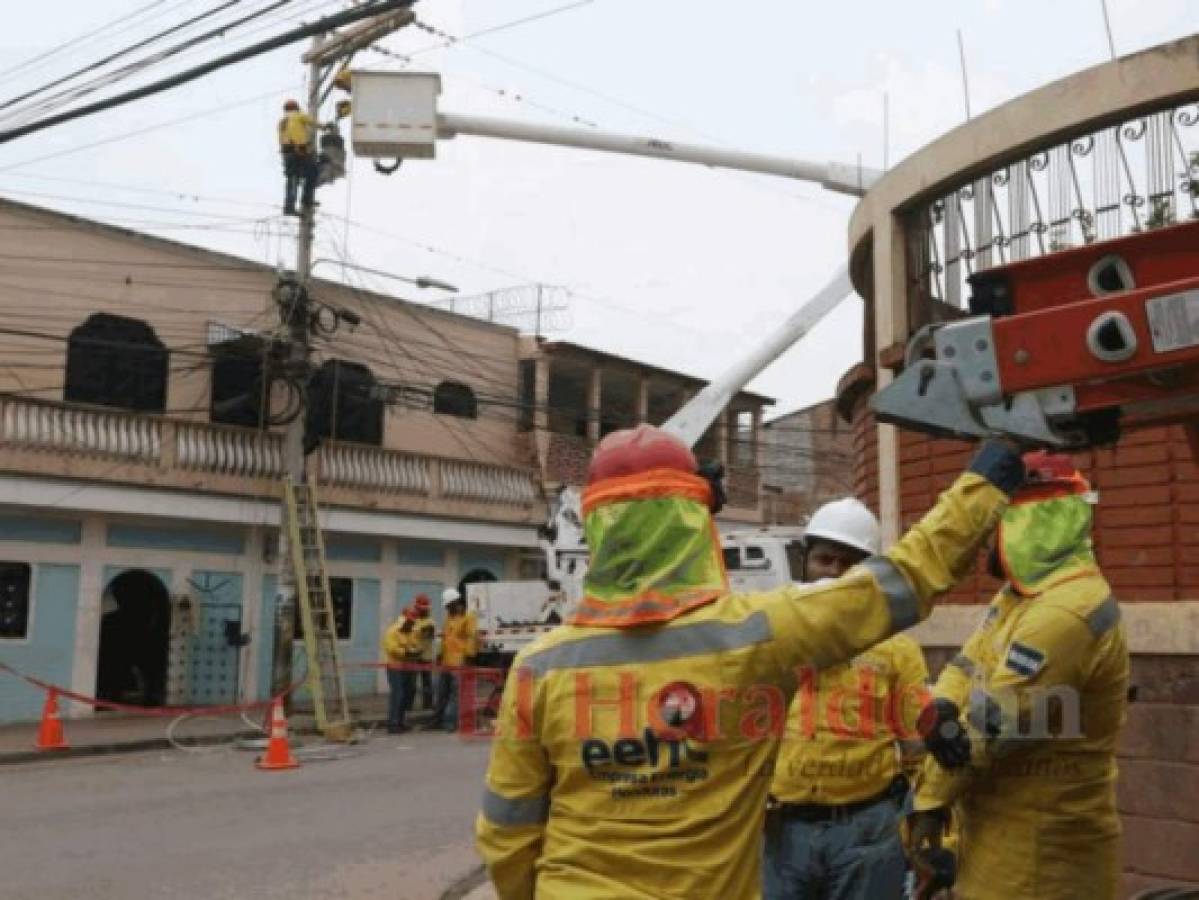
908, 98, 1199, 317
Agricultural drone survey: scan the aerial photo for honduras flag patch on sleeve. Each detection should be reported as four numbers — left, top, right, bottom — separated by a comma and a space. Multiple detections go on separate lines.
1004, 641, 1046, 678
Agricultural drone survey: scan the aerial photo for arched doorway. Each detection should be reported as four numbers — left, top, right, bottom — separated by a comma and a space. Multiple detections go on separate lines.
96, 570, 171, 707
457, 567, 498, 604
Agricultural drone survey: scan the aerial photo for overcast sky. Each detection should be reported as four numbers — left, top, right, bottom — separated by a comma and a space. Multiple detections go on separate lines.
1, 0, 1197, 416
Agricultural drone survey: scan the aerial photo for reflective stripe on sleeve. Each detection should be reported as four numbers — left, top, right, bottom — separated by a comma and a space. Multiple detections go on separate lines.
860, 556, 920, 631
481, 787, 550, 827
521, 611, 772, 676
1085, 595, 1121, 637
948, 654, 976, 676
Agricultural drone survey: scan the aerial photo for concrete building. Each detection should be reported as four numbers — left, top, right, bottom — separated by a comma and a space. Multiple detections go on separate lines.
835, 36, 1199, 892
0, 198, 772, 724
759, 399, 854, 524
517, 338, 772, 524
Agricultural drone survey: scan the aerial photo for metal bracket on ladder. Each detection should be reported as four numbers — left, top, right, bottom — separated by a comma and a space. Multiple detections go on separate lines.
285, 476, 353, 742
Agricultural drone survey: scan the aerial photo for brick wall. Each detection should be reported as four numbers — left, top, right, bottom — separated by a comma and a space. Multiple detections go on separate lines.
847, 404, 1199, 894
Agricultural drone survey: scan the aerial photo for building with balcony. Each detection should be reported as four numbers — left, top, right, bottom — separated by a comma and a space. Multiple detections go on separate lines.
516, 337, 773, 524
835, 36, 1199, 892
0, 197, 544, 723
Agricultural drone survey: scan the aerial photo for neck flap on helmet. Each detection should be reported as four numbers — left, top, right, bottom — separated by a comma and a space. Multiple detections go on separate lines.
573, 468, 727, 627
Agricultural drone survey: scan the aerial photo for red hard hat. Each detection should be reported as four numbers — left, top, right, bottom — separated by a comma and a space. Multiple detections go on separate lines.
586, 424, 696, 485
1021, 450, 1081, 485
413, 594, 431, 611
283, 99, 300, 111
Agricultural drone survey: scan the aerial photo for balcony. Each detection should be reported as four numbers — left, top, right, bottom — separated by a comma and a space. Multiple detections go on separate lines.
0, 396, 543, 522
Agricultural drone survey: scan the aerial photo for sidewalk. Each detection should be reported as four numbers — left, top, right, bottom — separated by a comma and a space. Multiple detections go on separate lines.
0, 693, 408, 764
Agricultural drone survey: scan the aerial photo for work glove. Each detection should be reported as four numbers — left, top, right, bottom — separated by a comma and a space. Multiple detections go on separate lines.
918, 698, 972, 769
911, 845, 957, 900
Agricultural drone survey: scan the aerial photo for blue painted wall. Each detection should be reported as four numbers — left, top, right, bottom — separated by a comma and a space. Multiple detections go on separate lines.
324, 535, 382, 563
398, 541, 445, 567
0, 514, 81, 545
256, 575, 381, 702
458, 548, 507, 580
0, 564, 80, 724
107, 523, 244, 556
256, 574, 277, 701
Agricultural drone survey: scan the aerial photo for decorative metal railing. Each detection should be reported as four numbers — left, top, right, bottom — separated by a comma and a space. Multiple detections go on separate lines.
908, 97, 1199, 314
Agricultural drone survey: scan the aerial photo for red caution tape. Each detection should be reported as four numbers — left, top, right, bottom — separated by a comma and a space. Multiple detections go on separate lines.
0, 661, 301, 717
347, 661, 509, 676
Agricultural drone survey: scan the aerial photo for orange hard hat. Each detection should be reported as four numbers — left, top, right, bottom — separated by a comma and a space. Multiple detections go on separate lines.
283, 99, 300, 111
1016, 450, 1090, 500
587, 424, 696, 485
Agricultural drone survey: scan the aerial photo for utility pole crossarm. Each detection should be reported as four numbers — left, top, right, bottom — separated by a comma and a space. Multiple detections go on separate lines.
435, 113, 880, 198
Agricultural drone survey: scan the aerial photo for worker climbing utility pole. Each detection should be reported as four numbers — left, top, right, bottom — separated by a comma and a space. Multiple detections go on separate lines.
269, 32, 323, 706
268, 6, 417, 705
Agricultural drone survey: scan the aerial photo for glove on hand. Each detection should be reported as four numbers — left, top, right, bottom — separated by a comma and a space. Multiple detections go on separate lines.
918, 697, 972, 769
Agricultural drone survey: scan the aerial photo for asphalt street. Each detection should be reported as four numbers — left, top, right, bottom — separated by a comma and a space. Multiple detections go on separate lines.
1, 728, 492, 900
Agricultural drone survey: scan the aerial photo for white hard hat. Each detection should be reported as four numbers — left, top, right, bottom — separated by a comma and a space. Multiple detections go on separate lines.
441, 588, 462, 607
804, 498, 881, 557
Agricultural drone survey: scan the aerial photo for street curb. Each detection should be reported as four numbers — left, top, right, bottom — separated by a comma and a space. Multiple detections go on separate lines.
438, 864, 487, 900
0, 713, 405, 766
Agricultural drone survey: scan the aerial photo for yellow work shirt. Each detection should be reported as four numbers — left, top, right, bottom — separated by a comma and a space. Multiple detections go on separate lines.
913, 574, 1128, 900
771, 633, 929, 805
442, 612, 478, 666
277, 110, 315, 150
381, 618, 416, 664
413, 614, 436, 663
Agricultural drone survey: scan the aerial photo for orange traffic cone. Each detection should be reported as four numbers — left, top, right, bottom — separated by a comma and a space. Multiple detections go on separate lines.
256, 698, 300, 771
35, 689, 69, 751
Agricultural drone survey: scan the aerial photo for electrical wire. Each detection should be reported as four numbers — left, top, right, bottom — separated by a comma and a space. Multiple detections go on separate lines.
0, 0, 251, 119
0, 0, 413, 145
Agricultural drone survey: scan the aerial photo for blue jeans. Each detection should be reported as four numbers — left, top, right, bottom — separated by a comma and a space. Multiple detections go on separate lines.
386, 668, 413, 729
431, 671, 457, 730
762, 795, 907, 900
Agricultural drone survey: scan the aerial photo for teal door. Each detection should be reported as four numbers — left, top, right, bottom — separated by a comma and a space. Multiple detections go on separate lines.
187, 572, 244, 705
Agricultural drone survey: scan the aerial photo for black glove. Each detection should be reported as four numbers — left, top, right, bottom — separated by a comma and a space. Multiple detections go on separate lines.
918, 697, 971, 769
697, 460, 727, 514
911, 845, 956, 900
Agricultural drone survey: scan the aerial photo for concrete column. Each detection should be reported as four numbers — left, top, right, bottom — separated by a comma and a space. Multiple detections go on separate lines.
587, 366, 603, 442
636, 376, 650, 423
872, 213, 909, 546
533, 357, 550, 435
753, 407, 765, 472
716, 409, 730, 466
70, 514, 107, 714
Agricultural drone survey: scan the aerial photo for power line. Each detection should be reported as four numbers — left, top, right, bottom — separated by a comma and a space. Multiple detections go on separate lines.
0, 0, 252, 120
0, 0, 179, 82
0, 0, 414, 145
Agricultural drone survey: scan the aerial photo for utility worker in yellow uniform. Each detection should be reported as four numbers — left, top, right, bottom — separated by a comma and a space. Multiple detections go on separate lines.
277, 99, 318, 216
764, 497, 930, 900
907, 451, 1129, 900
431, 588, 479, 732
381, 607, 418, 734
410, 594, 437, 711
476, 425, 1024, 900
